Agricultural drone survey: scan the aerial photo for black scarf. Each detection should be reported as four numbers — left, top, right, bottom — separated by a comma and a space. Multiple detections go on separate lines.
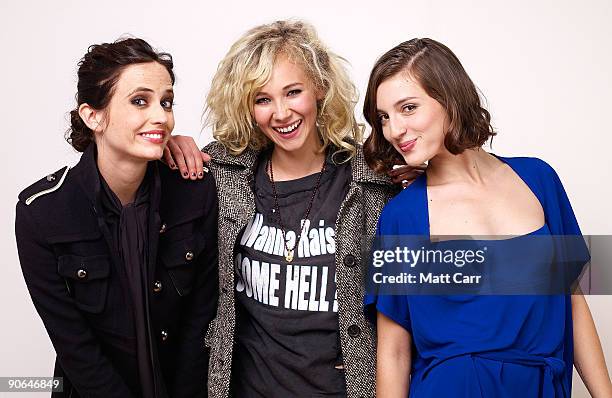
100, 171, 155, 398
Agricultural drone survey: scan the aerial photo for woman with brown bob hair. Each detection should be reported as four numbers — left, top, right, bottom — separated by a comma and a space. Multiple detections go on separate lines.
363, 38, 611, 397
363, 38, 495, 174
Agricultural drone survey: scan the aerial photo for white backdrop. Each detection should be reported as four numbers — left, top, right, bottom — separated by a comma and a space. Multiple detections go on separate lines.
1, 0, 610, 396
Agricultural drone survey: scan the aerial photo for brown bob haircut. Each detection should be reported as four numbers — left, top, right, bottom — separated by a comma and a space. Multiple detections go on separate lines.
363, 38, 496, 173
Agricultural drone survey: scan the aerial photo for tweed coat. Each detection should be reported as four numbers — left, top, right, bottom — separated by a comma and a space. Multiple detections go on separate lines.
203, 140, 398, 398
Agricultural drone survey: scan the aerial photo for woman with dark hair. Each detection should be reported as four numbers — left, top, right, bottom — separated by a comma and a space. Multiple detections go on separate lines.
363, 38, 611, 397
15, 38, 218, 398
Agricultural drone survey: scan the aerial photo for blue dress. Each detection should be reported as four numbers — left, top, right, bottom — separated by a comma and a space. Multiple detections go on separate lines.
364, 157, 587, 398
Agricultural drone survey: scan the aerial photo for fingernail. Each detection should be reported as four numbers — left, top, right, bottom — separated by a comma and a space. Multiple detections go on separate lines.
183, 172, 188, 177
198, 172, 203, 177
170, 163, 175, 168
191, 172, 196, 177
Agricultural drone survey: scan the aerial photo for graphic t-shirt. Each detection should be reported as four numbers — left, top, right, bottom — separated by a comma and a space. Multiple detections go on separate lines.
232, 151, 351, 397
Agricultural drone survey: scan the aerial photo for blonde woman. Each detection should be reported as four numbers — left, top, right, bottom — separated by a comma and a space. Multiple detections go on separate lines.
165, 20, 419, 398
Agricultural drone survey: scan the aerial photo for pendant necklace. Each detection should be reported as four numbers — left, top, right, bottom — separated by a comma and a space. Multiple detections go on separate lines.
268, 156, 326, 263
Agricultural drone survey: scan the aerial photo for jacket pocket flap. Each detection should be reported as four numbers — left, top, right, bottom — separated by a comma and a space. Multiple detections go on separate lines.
161, 208, 206, 232
57, 255, 110, 281
160, 237, 204, 296
160, 237, 201, 268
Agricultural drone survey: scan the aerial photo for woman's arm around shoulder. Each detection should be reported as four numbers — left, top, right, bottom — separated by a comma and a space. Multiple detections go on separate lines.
162, 135, 211, 180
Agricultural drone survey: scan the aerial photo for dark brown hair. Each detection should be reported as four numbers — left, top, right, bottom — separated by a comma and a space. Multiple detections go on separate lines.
363, 38, 495, 173
66, 37, 174, 152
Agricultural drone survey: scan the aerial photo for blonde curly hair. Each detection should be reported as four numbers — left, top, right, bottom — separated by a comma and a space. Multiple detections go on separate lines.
205, 20, 362, 158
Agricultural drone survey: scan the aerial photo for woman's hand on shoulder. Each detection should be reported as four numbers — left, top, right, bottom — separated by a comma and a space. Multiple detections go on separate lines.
163, 135, 211, 180
388, 164, 427, 188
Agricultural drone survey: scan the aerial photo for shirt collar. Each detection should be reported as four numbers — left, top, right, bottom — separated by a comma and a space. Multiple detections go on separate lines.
73, 143, 160, 214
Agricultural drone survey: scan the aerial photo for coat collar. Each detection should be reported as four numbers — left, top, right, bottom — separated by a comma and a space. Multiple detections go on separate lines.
71, 143, 103, 209
205, 140, 393, 186
71, 143, 161, 213
350, 143, 393, 186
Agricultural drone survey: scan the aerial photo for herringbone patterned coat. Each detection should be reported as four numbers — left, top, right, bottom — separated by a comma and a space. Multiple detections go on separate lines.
203, 141, 397, 398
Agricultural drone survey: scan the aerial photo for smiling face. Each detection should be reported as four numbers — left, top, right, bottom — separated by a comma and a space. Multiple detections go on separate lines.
252, 55, 322, 157
94, 62, 175, 162
376, 72, 449, 167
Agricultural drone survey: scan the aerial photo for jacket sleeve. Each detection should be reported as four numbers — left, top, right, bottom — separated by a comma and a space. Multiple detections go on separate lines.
15, 201, 135, 398
170, 182, 219, 398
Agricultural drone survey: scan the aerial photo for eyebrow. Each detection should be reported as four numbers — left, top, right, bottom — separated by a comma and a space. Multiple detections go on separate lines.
283, 82, 302, 90
255, 82, 302, 97
125, 87, 174, 98
376, 96, 419, 113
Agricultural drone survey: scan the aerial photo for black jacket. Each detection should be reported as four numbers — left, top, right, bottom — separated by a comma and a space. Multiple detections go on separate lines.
15, 144, 218, 398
